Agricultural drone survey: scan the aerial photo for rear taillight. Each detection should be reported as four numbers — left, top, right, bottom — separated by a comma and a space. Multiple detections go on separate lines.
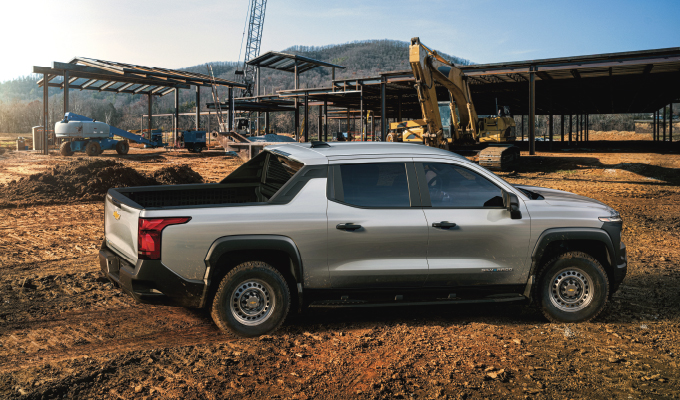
138, 217, 191, 260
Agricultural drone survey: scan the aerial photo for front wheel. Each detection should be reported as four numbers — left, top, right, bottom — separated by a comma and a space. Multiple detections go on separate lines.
59, 141, 73, 156
537, 251, 609, 323
116, 140, 129, 155
85, 141, 100, 156
211, 261, 290, 337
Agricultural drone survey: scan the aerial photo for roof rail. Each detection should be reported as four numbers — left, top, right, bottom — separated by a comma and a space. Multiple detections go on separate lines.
310, 141, 331, 148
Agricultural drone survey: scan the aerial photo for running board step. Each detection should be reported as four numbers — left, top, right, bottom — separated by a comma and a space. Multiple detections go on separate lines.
309, 295, 526, 308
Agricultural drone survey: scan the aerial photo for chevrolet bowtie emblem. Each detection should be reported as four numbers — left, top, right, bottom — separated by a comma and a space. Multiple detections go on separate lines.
113, 210, 121, 220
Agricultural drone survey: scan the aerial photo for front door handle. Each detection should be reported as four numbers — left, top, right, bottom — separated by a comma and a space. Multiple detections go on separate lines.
432, 221, 457, 229
336, 223, 362, 231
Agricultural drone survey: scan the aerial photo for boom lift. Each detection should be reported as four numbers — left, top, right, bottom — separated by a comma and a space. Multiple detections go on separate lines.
388, 37, 520, 170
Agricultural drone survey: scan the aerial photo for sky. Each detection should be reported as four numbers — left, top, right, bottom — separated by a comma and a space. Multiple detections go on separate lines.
1, 0, 678, 82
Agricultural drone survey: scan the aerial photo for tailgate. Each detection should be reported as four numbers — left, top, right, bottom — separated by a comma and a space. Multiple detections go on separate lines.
105, 192, 141, 263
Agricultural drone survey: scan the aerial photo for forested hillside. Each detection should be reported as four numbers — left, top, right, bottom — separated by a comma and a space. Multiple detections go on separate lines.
0, 40, 468, 133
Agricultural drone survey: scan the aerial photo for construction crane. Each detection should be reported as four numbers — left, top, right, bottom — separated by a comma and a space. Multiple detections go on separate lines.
235, 0, 268, 98
388, 37, 519, 170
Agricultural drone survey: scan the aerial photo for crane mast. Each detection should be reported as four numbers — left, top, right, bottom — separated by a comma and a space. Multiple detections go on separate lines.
238, 0, 267, 98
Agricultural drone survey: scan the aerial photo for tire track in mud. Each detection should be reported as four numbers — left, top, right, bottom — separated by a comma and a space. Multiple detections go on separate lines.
0, 305, 229, 372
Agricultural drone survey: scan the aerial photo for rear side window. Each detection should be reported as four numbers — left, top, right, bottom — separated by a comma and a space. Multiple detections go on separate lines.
334, 163, 411, 207
266, 154, 303, 186
221, 152, 303, 190
422, 162, 503, 208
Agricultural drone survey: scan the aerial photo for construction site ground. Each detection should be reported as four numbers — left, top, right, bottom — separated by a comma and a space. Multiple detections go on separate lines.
0, 141, 679, 399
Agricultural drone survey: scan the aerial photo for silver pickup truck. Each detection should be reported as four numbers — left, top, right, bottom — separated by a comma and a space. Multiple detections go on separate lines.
99, 142, 627, 337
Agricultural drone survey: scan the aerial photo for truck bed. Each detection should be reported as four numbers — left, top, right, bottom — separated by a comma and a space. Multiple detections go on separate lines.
112, 182, 272, 209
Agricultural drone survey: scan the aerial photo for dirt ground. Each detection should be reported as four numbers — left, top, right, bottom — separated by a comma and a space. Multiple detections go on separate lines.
0, 142, 679, 399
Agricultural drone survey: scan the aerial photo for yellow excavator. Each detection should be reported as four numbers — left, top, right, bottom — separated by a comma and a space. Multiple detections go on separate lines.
387, 37, 520, 170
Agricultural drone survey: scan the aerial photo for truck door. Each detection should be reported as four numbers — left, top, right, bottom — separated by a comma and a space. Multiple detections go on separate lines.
326, 161, 429, 288
414, 160, 531, 287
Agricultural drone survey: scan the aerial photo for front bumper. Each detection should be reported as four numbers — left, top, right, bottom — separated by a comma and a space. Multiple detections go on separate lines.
610, 241, 627, 294
99, 240, 205, 308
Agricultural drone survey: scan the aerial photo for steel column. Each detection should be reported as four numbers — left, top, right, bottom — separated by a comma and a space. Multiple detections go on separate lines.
256, 66, 261, 134
663, 106, 667, 141
318, 105, 323, 141
560, 115, 564, 142
529, 66, 536, 155
381, 76, 387, 141
43, 73, 49, 155
265, 112, 269, 134
148, 94, 153, 140
521, 115, 524, 141
195, 86, 200, 131
294, 62, 299, 141
228, 87, 233, 131
569, 114, 572, 145
653, 111, 657, 141
586, 114, 589, 141
174, 88, 179, 145
360, 85, 364, 141
304, 92, 309, 142
670, 103, 674, 142
63, 70, 69, 116
346, 109, 350, 140
323, 100, 328, 142
549, 114, 554, 147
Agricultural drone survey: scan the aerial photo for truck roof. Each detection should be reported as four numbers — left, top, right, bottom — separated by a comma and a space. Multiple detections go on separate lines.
264, 142, 468, 165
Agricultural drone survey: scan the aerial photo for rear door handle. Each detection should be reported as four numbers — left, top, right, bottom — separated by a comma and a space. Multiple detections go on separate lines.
432, 221, 457, 229
336, 223, 362, 231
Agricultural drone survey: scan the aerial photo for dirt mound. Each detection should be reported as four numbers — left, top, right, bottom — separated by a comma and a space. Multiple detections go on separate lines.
0, 159, 203, 208
153, 164, 203, 185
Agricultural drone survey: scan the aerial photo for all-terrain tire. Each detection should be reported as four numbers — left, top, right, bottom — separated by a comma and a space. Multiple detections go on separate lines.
85, 141, 100, 157
211, 261, 290, 337
116, 140, 129, 155
59, 141, 73, 156
536, 251, 609, 323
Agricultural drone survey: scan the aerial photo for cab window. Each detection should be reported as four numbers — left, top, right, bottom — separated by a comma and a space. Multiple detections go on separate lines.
421, 163, 503, 208
333, 163, 411, 208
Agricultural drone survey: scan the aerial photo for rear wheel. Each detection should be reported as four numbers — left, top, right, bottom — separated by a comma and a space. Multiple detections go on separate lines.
537, 251, 609, 323
115, 140, 129, 155
211, 261, 290, 337
59, 141, 73, 156
85, 141, 100, 156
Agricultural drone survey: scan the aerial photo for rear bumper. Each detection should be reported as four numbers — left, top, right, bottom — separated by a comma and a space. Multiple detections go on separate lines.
99, 240, 205, 308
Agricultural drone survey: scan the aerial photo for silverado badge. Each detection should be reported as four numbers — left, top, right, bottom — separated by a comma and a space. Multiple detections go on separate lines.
113, 210, 121, 220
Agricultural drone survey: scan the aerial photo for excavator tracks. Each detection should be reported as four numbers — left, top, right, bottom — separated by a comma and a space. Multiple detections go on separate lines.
478, 145, 520, 171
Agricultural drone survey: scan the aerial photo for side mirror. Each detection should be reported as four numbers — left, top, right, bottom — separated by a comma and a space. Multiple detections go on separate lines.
503, 191, 522, 220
